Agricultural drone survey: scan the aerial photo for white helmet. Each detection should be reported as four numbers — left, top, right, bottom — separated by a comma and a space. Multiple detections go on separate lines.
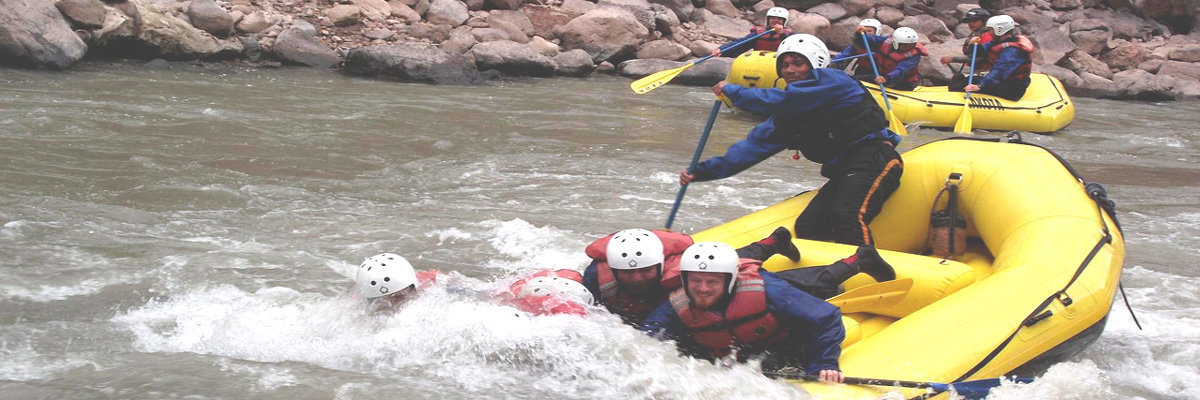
892, 27, 919, 48
859, 18, 882, 32
986, 15, 1016, 36
776, 34, 830, 69
356, 253, 418, 300
679, 242, 741, 294
606, 229, 665, 270
766, 7, 789, 26
517, 276, 595, 305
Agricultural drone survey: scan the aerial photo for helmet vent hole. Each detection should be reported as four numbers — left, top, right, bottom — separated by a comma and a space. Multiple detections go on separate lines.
370, 280, 377, 286
635, 251, 642, 256
384, 277, 391, 282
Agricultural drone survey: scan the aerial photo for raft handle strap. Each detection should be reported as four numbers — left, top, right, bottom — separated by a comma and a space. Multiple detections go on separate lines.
1023, 310, 1054, 327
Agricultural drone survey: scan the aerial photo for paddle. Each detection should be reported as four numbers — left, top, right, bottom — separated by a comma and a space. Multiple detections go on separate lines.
631, 29, 777, 95
954, 44, 979, 134
764, 371, 1034, 400
826, 278, 913, 314
665, 100, 722, 230
861, 34, 908, 136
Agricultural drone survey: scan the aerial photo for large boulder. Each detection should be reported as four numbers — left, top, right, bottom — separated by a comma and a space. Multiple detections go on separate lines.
91, 0, 242, 60
839, 0, 876, 16
56, 0, 107, 29
489, 18, 530, 43
344, 42, 482, 84
0, 0, 88, 69
1029, 25, 1076, 65
487, 0, 522, 10
1129, 0, 1195, 33
187, 0, 234, 37
647, 0, 694, 21
426, 0, 468, 26
1058, 49, 1112, 79
556, 7, 650, 63
352, 0, 393, 22
1111, 68, 1176, 100
701, 12, 755, 39
898, 14, 954, 43
440, 27, 477, 53
272, 26, 340, 68
807, 3, 848, 22
823, 17, 862, 50
1157, 60, 1200, 81
236, 11, 272, 33
788, 11, 830, 36
637, 38, 690, 60
1068, 18, 1113, 55
488, 10, 535, 36
1098, 39, 1149, 69
553, 48, 596, 76
705, 0, 742, 18
599, 0, 658, 31
471, 40, 555, 76
1168, 44, 1200, 61
1035, 63, 1084, 88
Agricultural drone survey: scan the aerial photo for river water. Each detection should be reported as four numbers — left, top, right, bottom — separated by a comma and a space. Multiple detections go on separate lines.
1, 63, 1197, 400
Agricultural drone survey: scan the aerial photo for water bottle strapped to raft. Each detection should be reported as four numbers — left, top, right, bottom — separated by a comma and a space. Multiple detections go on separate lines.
930, 172, 967, 259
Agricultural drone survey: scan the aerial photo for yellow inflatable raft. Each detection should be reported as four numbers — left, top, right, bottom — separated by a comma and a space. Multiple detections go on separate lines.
724, 51, 1075, 133
691, 137, 1125, 399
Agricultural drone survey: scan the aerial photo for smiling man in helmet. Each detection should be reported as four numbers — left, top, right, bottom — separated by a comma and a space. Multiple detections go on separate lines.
681, 34, 903, 248
640, 242, 846, 383
710, 7, 794, 58
957, 14, 1036, 101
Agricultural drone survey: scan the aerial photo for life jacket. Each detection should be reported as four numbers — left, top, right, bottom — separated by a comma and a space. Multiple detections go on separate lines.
750, 26, 794, 51
507, 269, 588, 316
585, 230, 692, 323
875, 40, 928, 84
769, 79, 889, 167
986, 35, 1034, 81
669, 261, 789, 358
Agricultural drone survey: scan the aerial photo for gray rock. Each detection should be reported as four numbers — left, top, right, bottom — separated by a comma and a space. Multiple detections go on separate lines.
528, 35, 559, 56
562, 0, 598, 14
822, 17, 861, 50
1168, 44, 1200, 62
1157, 60, 1200, 81
653, 4, 682, 35
143, 58, 169, 68
470, 40, 555, 76
599, 0, 658, 31
703, 13, 754, 39
187, 0, 234, 37
689, 39, 719, 56
1030, 26, 1075, 65
1110, 69, 1176, 101
596, 60, 616, 74
1098, 40, 1148, 70
1069, 71, 1117, 98
326, 5, 362, 27
838, 0, 874, 17
1050, 0, 1081, 10
489, 18, 529, 43
272, 26, 340, 68
705, 0, 741, 18
240, 35, 262, 61
465, 0, 485, 11
440, 27, 477, 53
788, 11, 829, 36
557, 7, 650, 63
91, 0, 242, 61
776, 0, 829, 11
553, 48, 596, 76
345, 42, 482, 84
365, 28, 396, 40
408, 22, 451, 42
352, 0, 392, 22
1068, 19, 1112, 55
388, 1, 422, 23
647, 0, 694, 21
874, 6, 904, 26
472, 27, 511, 42
56, 0, 107, 29
488, 10, 535, 35
427, 0, 468, 26
1, 0, 88, 69
291, 19, 318, 35
1035, 63, 1083, 88
637, 39, 690, 60
898, 14, 953, 44
807, 3, 847, 22
487, 0, 522, 10
1058, 49, 1111, 80
236, 11, 271, 33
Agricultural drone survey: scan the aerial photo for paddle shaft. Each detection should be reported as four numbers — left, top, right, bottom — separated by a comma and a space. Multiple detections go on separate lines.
861, 35, 895, 112
967, 44, 979, 98
664, 100, 722, 230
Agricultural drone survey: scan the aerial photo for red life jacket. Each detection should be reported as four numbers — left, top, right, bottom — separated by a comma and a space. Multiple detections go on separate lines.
669, 261, 789, 358
986, 34, 1035, 81
749, 26, 794, 51
874, 39, 928, 84
507, 269, 588, 316
586, 230, 691, 323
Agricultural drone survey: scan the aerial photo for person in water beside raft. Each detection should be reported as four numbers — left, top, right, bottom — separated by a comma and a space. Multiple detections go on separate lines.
710, 7, 794, 57
953, 15, 1036, 101
581, 227, 894, 326
681, 34, 903, 248
355, 253, 594, 316
640, 242, 847, 383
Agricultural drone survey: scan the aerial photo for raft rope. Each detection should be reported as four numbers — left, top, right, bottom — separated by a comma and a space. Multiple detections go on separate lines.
900, 135, 1128, 400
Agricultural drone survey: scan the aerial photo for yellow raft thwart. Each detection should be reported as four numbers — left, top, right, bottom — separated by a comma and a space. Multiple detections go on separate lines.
691, 138, 1124, 399
724, 51, 1076, 133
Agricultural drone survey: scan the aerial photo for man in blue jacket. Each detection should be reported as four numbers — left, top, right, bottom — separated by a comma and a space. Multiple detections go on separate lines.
640, 242, 846, 382
679, 34, 903, 247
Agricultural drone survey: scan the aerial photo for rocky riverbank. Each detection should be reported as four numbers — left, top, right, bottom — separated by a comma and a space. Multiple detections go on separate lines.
3, 0, 1199, 99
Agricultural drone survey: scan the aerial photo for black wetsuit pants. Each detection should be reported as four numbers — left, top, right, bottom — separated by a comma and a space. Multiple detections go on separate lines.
794, 140, 903, 247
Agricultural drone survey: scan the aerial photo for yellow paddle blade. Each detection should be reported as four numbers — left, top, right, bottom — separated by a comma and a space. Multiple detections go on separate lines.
827, 278, 913, 314
630, 62, 697, 94
886, 109, 908, 136
953, 97, 973, 134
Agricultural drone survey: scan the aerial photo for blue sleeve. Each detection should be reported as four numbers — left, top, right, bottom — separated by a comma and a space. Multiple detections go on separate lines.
582, 261, 601, 301
639, 300, 685, 340
833, 45, 858, 66
885, 55, 921, 82
761, 271, 845, 373
721, 70, 863, 116
979, 47, 1022, 88
690, 119, 786, 181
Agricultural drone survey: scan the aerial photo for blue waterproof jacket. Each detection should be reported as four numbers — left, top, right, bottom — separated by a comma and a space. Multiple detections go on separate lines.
691, 68, 878, 181
977, 45, 1028, 89
640, 270, 845, 373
